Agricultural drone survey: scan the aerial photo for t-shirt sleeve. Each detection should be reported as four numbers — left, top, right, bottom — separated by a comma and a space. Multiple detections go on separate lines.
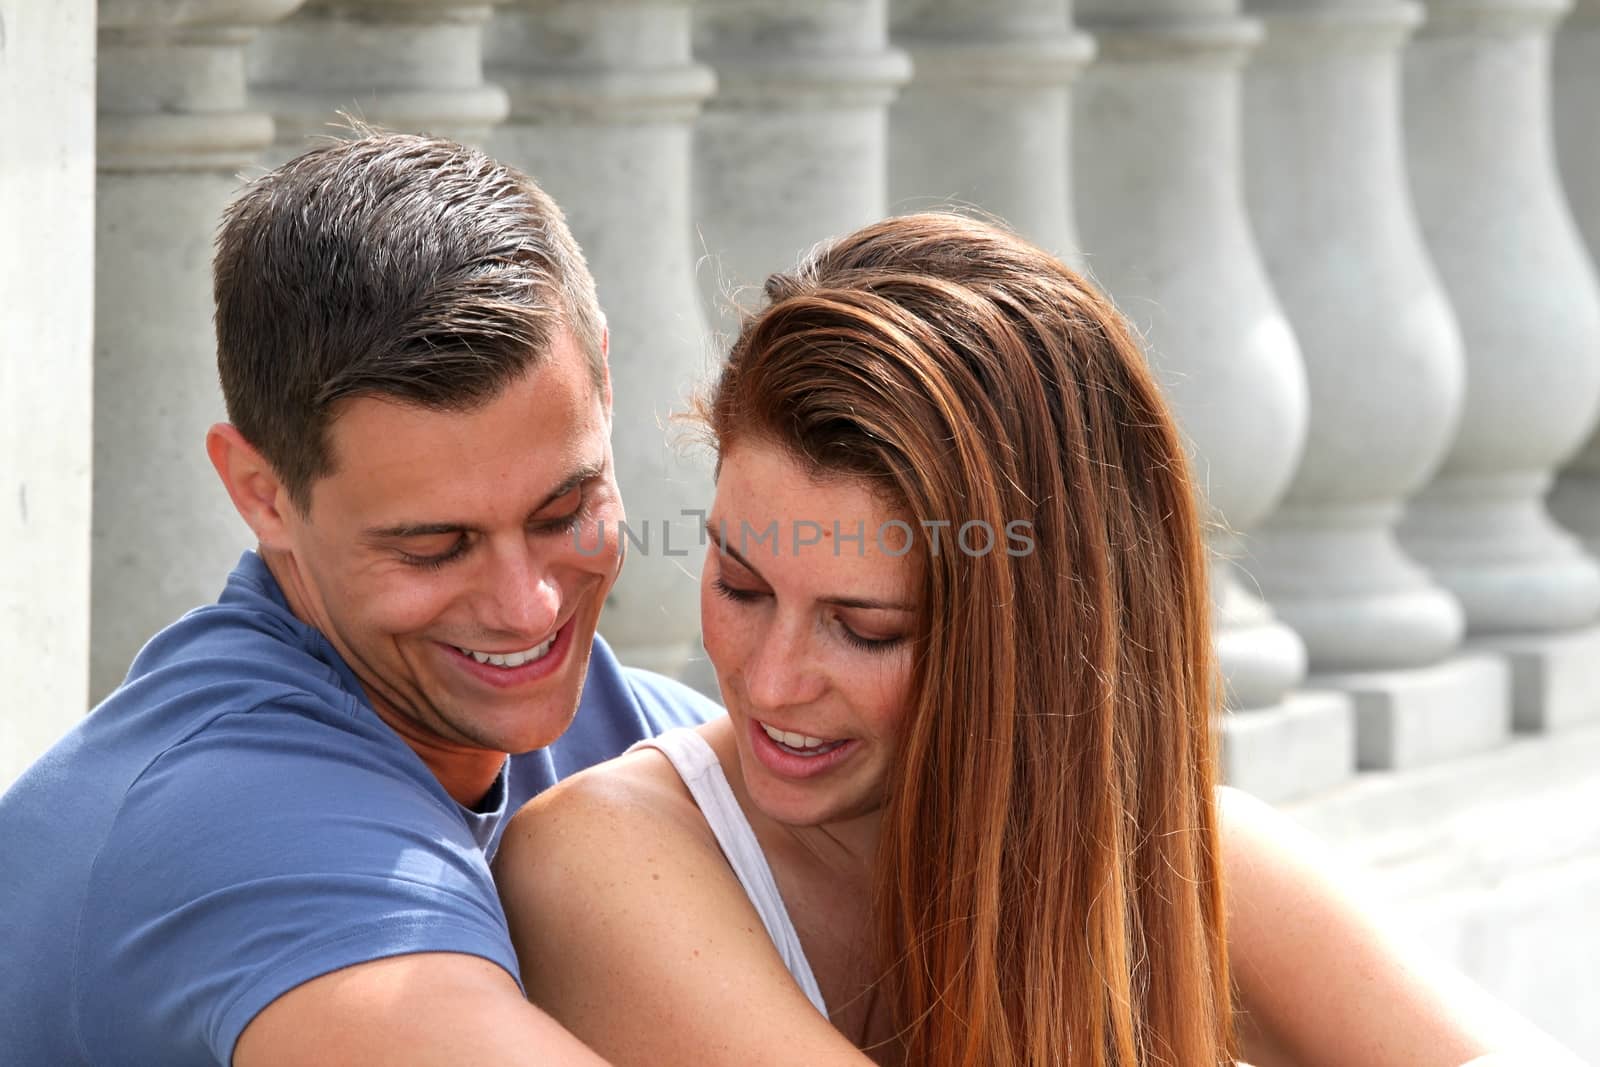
623, 666, 723, 732
73, 703, 518, 1066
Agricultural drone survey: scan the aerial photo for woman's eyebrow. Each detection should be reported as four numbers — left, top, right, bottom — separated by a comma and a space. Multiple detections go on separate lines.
820, 594, 917, 612
704, 519, 768, 582
706, 519, 915, 612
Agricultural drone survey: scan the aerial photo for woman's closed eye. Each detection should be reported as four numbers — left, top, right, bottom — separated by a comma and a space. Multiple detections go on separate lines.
833, 614, 907, 654
710, 575, 766, 603
836, 624, 904, 654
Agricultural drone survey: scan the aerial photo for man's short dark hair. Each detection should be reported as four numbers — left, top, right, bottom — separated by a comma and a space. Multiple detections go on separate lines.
213, 132, 605, 512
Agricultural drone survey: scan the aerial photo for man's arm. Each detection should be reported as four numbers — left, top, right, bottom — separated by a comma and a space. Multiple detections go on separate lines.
234, 952, 609, 1066
74, 706, 587, 1064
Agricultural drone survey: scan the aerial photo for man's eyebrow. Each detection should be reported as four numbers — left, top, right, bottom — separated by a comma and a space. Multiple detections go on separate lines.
704, 519, 916, 612
365, 520, 471, 539
364, 460, 606, 540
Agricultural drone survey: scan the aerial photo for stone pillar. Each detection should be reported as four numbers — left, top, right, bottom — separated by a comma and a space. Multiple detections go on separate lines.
1240, 0, 1509, 769
248, 0, 508, 167
693, 0, 910, 340
887, 0, 1094, 262
1074, 0, 1352, 803
1550, 0, 1600, 556
1400, 0, 1600, 732
487, 1, 716, 678
1, 0, 96, 782
94, 0, 303, 700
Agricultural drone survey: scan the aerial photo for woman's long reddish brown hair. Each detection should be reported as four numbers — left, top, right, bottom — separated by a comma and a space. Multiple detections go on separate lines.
701, 214, 1232, 1066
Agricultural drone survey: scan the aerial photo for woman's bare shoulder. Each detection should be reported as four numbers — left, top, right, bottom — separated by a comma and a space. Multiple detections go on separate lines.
500, 724, 721, 871
492, 719, 870, 1066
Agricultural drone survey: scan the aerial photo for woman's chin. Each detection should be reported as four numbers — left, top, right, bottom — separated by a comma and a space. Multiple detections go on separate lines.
743, 770, 887, 831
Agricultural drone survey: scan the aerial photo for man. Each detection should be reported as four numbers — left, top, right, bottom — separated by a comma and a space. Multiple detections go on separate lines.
0, 133, 717, 1064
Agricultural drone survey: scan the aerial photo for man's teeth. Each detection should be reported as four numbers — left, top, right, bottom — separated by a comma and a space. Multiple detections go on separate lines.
456, 636, 555, 668
760, 722, 835, 751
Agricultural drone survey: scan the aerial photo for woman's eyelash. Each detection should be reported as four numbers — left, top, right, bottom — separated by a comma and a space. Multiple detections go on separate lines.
839, 627, 904, 654
713, 574, 906, 653
710, 577, 762, 602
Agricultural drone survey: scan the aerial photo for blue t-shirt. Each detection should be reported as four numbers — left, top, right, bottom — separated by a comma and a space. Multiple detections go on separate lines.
0, 552, 718, 1065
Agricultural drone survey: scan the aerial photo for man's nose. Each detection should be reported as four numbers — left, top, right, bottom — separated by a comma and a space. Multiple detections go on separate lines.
479, 543, 561, 639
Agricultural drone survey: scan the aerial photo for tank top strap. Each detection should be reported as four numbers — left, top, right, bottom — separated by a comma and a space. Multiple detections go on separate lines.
629, 728, 828, 1016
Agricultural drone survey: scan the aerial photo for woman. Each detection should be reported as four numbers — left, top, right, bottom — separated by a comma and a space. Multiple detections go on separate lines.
495, 214, 1566, 1066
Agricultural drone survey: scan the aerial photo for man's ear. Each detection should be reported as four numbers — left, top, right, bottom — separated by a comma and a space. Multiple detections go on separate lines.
206, 424, 297, 547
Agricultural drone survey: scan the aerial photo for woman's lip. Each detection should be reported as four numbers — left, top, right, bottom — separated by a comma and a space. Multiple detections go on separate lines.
441, 614, 575, 690
747, 716, 859, 780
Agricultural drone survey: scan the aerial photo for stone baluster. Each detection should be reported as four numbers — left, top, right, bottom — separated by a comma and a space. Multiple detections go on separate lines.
487, 0, 716, 679
94, 0, 305, 700
692, 0, 911, 340
1240, 0, 1510, 769
1550, 0, 1600, 557
1400, 0, 1600, 732
1074, 0, 1351, 802
886, 0, 1093, 262
248, 0, 508, 166
1553, 0, 1600, 270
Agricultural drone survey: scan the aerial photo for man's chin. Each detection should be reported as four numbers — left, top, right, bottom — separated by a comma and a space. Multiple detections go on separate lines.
503, 711, 581, 755
481, 690, 584, 755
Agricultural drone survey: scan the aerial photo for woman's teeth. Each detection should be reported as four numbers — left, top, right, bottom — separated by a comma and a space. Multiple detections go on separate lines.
456, 636, 555, 668
760, 721, 846, 755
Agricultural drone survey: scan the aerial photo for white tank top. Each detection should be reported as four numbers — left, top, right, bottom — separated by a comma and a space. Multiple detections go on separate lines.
629, 727, 829, 1016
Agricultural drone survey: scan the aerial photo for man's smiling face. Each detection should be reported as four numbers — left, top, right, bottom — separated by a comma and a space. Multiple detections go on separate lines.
270, 328, 623, 777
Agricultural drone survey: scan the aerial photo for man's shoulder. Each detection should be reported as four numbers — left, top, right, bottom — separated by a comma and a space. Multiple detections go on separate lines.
59, 596, 373, 795
617, 664, 725, 732
0, 556, 465, 1067
122, 551, 358, 706
576, 634, 722, 735
3, 551, 373, 826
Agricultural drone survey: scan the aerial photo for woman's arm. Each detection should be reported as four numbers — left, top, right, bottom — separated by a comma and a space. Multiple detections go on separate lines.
1222, 786, 1585, 1067
493, 759, 875, 1067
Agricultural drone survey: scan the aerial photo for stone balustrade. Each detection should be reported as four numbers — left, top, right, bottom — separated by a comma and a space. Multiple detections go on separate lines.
92, 0, 304, 699
695, 0, 911, 339
1399, 0, 1600, 734
250, 0, 508, 166
887, 0, 1094, 263
1550, 0, 1600, 560
30, 0, 1600, 788
1240, 0, 1508, 772
1073, 0, 1355, 800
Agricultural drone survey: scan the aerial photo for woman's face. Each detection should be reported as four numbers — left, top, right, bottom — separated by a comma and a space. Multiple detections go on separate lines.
701, 440, 919, 829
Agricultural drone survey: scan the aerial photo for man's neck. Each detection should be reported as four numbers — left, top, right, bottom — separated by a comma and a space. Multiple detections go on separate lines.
259, 546, 507, 809
364, 699, 509, 809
